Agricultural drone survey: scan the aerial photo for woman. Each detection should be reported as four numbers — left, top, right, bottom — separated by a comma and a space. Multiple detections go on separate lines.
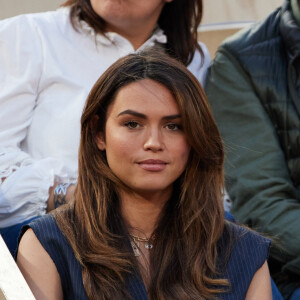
0, 0, 209, 254
17, 51, 271, 299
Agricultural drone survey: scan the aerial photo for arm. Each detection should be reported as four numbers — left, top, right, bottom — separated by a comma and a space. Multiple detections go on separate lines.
47, 183, 76, 212
17, 229, 63, 300
0, 16, 68, 226
205, 50, 300, 273
245, 261, 272, 300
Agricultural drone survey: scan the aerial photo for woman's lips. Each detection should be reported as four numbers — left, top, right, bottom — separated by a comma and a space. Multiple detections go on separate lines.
137, 159, 167, 172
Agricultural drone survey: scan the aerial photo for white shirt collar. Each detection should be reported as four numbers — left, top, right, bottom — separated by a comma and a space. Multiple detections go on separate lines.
78, 19, 167, 49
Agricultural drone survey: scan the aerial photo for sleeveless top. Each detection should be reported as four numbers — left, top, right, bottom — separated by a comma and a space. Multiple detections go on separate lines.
19, 214, 270, 299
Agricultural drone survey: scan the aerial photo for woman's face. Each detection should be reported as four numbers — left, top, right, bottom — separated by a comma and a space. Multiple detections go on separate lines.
90, 0, 170, 33
95, 79, 190, 196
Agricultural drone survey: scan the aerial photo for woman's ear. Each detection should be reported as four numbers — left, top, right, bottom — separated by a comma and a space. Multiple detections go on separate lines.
91, 115, 106, 151
95, 132, 106, 151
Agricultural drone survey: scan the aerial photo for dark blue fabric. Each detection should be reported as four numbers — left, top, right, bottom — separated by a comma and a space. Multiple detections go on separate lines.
289, 287, 300, 300
225, 211, 236, 222
271, 278, 284, 300
20, 215, 271, 299
216, 223, 271, 299
224, 212, 282, 299
0, 216, 39, 256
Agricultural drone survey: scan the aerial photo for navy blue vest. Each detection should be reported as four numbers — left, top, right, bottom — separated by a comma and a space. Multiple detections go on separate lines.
20, 214, 270, 299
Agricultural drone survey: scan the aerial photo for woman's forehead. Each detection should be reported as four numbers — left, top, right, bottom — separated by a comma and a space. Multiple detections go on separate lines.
106, 79, 180, 117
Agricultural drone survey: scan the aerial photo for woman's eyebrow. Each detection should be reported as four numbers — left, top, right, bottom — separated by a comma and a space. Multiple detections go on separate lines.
118, 110, 146, 118
118, 110, 181, 120
162, 114, 181, 120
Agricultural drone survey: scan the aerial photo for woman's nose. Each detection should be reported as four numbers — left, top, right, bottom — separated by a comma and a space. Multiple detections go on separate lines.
143, 129, 164, 152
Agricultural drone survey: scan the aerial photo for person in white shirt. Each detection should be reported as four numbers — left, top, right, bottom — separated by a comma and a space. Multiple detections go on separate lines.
0, 0, 210, 255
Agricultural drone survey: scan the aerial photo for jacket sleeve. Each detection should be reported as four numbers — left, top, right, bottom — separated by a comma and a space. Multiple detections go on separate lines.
0, 15, 66, 227
205, 49, 300, 278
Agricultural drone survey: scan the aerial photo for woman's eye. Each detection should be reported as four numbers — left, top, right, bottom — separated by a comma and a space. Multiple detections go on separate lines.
124, 121, 140, 129
166, 123, 181, 131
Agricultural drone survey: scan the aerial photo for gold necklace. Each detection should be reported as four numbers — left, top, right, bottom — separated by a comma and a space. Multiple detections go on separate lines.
129, 234, 154, 257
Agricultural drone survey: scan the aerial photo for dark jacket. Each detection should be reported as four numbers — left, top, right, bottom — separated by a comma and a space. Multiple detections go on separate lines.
205, 1, 300, 298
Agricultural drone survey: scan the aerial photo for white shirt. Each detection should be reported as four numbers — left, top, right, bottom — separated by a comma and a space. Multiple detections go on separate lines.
0, 7, 210, 227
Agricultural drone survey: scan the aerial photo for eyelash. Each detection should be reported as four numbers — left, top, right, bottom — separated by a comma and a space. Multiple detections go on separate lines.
123, 121, 182, 131
124, 121, 140, 129
165, 123, 182, 131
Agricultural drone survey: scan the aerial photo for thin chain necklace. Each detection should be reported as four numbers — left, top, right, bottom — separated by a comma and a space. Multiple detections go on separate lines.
130, 234, 154, 257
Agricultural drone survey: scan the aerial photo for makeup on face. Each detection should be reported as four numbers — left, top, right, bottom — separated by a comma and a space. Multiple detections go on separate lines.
95, 79, 190, 196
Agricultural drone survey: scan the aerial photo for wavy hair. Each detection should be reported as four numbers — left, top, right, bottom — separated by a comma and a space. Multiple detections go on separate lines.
54, 49, 228, 299
61, 0, 203, 66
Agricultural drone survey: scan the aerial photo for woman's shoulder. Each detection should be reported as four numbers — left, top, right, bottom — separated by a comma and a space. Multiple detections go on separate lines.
216, 222, 271, 298
18, 214, 87, 299
26, 213, 59, 232
19, 214, 65, 254
221, 221, 271, 274
228, 222, 270, 251
17, 214, 66, 274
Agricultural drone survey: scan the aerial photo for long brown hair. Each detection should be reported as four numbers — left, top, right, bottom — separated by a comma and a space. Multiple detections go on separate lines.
54, 50, 228, 299
61, 0, 203, 66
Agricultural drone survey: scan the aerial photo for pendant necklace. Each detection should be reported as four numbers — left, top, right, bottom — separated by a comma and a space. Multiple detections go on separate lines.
130, 234, 154, 257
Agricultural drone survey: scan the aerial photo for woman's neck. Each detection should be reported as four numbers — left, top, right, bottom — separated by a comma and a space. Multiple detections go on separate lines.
104, 21, 157, 50
120, 189, 171, 237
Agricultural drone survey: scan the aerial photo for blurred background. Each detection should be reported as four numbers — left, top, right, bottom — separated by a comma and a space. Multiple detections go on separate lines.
0, 0, 284, 56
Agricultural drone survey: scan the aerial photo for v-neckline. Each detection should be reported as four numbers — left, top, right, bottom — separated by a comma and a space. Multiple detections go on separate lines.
126, 270, 149, 300
125, 236, 149, 300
